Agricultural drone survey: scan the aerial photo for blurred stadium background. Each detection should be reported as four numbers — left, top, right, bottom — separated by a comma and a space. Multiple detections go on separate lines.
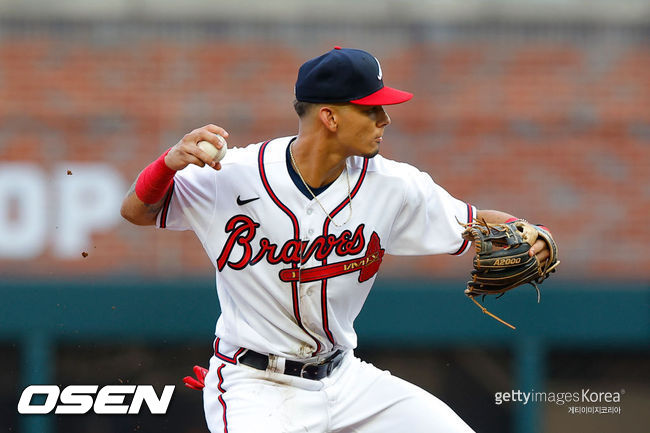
1, 0, 648, 432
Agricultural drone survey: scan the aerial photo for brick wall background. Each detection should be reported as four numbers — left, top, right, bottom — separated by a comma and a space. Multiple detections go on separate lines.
0, 20, 648, 279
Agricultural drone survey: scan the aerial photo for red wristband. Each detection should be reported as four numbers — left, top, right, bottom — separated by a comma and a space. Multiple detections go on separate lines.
135, 149, 176, 204
504, 217, 519, 223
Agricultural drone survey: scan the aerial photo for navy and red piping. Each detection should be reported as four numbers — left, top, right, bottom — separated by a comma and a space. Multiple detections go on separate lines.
214, 337, 246, 365
158, 181, 175, 229
451, 203, 474, 255
216, 364, 229, 433
258, 140, 322, 353
320, 158, 369, 347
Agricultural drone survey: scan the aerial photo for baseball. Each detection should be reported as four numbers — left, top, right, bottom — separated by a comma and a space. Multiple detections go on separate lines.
198, 134, 227, 162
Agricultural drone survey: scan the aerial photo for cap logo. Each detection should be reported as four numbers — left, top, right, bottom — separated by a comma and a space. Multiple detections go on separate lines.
374, 56, 383, 81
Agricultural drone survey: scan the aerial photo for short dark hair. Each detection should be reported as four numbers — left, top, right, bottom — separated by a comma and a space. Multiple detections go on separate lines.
293, 100, 316, 118
293, 100, 353, 118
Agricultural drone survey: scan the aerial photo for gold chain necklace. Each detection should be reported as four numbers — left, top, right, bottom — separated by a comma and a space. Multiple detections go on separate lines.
289, 142, 352, 228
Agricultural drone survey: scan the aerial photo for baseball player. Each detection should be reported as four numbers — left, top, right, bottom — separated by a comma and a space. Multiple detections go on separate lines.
121, 47, 551, 432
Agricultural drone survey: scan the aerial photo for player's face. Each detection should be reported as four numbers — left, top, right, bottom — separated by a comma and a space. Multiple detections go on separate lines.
335, 104, 391, 158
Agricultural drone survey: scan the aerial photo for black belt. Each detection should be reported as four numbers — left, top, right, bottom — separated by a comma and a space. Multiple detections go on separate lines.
238, 349, 344, 380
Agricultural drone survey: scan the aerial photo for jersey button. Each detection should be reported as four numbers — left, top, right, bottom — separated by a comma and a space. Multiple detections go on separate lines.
306, 208, 313, 215
308, 228, 315, 236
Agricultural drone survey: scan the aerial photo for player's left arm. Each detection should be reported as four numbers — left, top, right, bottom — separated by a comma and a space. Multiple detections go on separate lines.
475, 209, 551, 264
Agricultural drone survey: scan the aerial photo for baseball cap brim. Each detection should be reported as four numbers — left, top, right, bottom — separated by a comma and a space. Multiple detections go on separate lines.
350, 86, 413, 105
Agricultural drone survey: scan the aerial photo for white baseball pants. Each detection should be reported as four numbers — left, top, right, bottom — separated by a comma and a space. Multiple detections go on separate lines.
203, 350, 475, 433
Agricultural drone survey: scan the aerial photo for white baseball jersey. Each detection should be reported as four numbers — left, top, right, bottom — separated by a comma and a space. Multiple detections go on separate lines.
157, 136, 475, 360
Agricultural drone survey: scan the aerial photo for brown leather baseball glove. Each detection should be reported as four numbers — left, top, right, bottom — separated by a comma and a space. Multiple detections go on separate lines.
461, 219, 560, 328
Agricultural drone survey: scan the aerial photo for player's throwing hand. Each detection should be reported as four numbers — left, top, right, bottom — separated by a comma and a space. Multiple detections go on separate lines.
165, 124, 229, 171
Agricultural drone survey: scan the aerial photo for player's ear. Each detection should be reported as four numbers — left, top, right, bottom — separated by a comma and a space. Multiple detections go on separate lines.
318, 106, 338, 132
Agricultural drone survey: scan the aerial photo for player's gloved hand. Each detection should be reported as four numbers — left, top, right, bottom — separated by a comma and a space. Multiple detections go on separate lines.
165, 124, 229, 171
183, 365, 209, 390
460, 219, 560, 329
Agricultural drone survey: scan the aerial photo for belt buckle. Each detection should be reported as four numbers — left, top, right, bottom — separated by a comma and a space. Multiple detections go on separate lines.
299, 361, 319, 379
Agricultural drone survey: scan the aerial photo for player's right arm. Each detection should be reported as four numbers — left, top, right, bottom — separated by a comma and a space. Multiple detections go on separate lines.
120, 124, 228, 226
120, 180, 169, 226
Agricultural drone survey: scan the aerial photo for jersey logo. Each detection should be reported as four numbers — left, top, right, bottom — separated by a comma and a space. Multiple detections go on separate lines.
236, 195, 260, 206
216, 215, 384, 283
278, 232, 384, 283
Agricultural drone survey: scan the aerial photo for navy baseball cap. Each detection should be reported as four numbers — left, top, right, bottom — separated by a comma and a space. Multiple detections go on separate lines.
295, 47, 413, 105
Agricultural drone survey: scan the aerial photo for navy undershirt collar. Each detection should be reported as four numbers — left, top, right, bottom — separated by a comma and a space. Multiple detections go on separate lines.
286, 138, 334, 199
